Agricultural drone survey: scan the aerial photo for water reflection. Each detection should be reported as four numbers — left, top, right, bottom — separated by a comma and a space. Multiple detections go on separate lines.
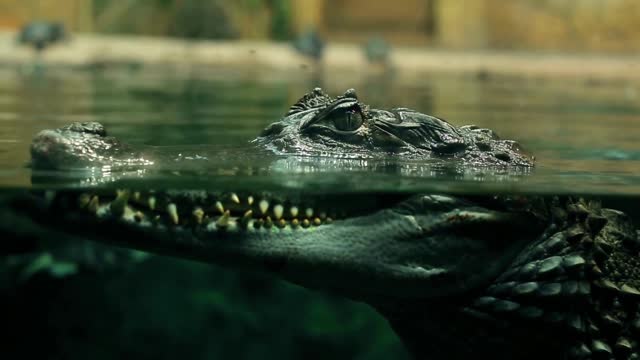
20, 147, 575, 197
1, 66, 639, 195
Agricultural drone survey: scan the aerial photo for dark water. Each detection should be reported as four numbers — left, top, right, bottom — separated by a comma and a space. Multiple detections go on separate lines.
1, 65, 640, 359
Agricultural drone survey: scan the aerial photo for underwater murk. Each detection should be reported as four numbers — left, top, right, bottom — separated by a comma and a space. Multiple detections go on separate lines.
1, 66, 640, 359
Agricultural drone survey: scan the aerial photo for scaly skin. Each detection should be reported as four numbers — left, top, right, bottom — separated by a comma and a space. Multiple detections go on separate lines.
16, 88, 640, 359
255, 88, 532, 166
30, 122, 152, 170
30, 88, 532, 169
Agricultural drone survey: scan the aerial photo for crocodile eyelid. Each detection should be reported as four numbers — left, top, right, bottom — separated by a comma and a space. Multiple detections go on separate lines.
300, 97, 359, 130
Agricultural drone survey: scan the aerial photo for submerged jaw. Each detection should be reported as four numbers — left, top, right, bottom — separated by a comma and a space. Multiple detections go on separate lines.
20, 189, 424, 296
19, 190, 545, 302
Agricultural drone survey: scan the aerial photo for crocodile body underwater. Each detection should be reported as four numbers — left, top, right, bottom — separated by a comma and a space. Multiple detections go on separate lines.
12, 88, 640, 359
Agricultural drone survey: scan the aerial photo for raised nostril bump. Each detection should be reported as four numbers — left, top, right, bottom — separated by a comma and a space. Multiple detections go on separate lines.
260, 122, 285, 136
343, 88, 358, 99
61, 122, 106, 136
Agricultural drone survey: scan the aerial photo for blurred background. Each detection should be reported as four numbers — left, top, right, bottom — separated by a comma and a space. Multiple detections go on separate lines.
1, 1, 640, 360
2, 0, 640, 51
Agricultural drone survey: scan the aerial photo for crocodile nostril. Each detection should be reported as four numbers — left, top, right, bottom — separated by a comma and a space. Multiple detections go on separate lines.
494, 151, 511, 162
476, 141, 492, 151
260, 122, 284, 136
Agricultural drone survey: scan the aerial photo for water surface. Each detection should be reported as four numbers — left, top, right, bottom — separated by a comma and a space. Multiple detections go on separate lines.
1, 65, 639, 197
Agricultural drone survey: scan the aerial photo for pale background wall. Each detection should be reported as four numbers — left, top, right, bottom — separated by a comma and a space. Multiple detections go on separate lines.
1, 0, 640, 53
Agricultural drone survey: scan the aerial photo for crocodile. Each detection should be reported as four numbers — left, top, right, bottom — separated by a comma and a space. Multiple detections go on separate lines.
30, 88, 532, 170
12, 88, 640, 359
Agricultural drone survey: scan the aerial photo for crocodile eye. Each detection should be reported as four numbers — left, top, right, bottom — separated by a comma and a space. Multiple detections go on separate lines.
332, 109, 363, 132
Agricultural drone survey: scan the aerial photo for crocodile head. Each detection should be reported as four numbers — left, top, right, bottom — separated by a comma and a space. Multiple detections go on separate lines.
29, 88, 533, 170
256, 88, 533, 165
24, 88, 543, 306
29, 122, 152, 170
19, 89, 640, 359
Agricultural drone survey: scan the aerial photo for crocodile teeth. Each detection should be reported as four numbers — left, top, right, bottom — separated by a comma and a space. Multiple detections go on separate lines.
591, 340, 612, 356
591, 264, 604, 277
594, 279, 619, 291
167, 203, 179, 225
192, 207, 204, 224
620, 284, 640, 297
259, 200, 269, 215
110, 190, 129, 216
215, 201, 225, 214
70, 190, 350, 231
615, 338, 632, 355
134, 211, 145, 222
274, 204, 284, 219
148, 196, 156, 210
87, 196, 100, 214
216, 210, 231, 228
241, 210, 253, 228
78, 193, 91, 209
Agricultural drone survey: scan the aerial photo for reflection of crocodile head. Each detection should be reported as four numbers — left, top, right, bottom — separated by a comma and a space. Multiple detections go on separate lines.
16, 88, 640, 360
256, 88, 533, 165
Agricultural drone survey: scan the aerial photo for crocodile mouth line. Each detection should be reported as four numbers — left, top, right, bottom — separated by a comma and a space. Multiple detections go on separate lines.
35, 189, 410, 233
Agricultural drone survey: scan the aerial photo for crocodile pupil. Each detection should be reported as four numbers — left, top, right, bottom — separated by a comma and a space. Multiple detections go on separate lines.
333, 109, 363, 132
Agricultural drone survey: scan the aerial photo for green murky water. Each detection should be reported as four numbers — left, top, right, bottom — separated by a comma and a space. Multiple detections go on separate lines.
2, 65, 640, 359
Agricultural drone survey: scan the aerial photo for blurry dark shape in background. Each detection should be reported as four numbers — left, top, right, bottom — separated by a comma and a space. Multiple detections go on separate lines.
269, 0, 293, 40
91, 0, 291, 40
364, 36, 391, 65
168, 0, 238, 40
16, 21, 67, 52
292, 27, 325, 88
293, 28, 324, 61
4, 0, 640, 53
